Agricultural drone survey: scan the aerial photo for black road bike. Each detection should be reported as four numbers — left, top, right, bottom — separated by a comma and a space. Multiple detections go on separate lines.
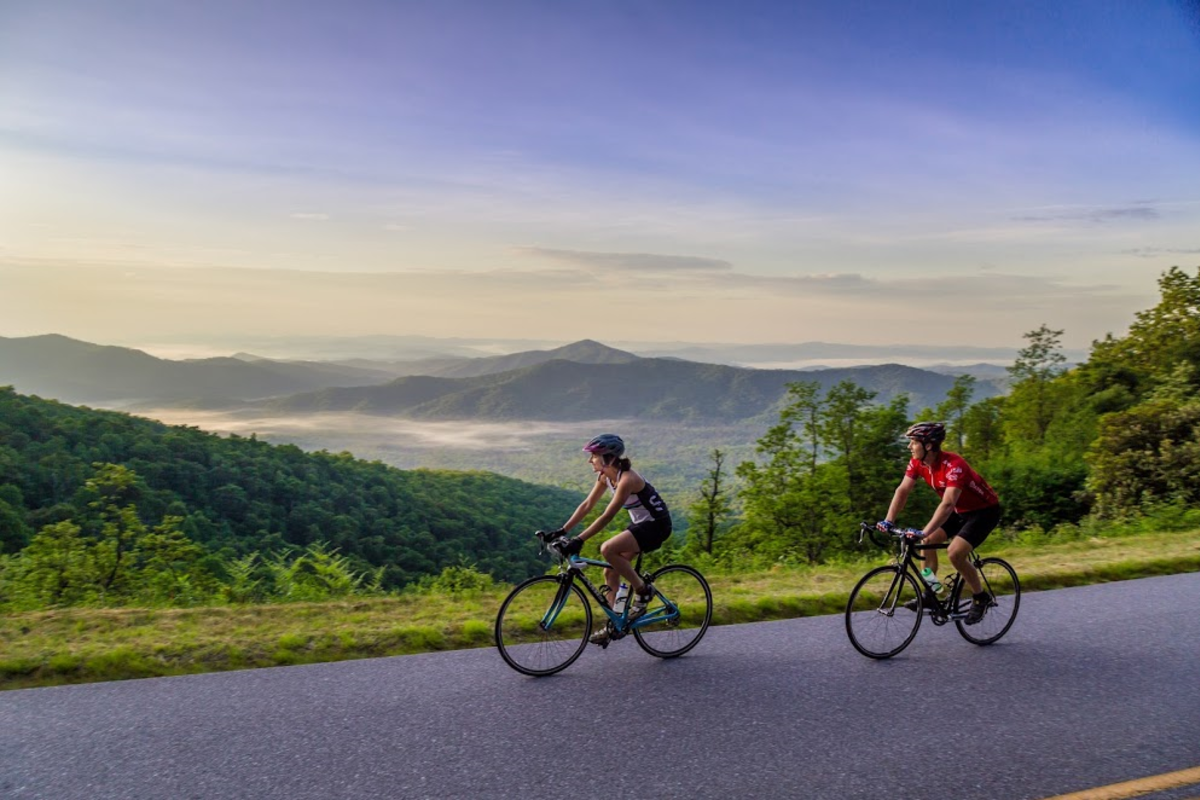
845, 522, 1021, 659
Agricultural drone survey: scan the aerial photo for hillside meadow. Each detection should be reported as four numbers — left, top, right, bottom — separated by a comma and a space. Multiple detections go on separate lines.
3, 526, 1198, 690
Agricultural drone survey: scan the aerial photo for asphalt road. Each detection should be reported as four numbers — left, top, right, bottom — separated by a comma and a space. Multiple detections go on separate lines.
3, 573, 1199, 800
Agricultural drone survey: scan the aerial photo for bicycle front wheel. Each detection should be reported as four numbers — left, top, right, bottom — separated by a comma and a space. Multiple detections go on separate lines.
633, 564, 712, 658
845, 565, 923, 659
495, 575, 592, 676
956, 557, 1020, 645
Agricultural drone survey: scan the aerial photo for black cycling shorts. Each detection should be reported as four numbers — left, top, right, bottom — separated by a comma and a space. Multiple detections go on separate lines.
629, 517, 673, 553
940, 505, 1002, 549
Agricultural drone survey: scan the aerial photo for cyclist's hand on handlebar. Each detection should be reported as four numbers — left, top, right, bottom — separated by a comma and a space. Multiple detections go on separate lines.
875, 519, 896, 534
535, 528, 566, 542
902, 528, 925, 541
549, 536, 583, 557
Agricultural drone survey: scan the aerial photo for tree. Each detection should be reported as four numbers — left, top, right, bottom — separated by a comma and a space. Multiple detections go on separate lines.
1088, 266, 1200, 392
686, 449, 730, 554
0, 497, 31, 554
81, 464, 145, 599
2, 521, 92, 607
1005, 324, 1069, 445
936, 375, 977, 452
736, 382, 828, 562
1086, 363, 1200, 518
735, 381, 908, 564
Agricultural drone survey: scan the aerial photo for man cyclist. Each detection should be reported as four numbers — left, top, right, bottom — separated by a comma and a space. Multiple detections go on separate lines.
878, 421, 1002, 624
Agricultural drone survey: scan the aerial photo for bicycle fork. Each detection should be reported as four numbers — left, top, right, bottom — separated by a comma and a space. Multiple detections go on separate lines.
539, 576, 575, 631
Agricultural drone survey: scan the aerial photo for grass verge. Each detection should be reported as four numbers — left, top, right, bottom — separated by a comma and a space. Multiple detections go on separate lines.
3, 528, 1199, 690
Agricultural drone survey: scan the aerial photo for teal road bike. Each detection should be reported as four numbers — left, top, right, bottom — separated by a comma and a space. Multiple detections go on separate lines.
495, 530, 713, 676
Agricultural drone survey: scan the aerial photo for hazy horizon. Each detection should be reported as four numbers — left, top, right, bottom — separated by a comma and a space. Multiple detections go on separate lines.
2, 328, 1064, 370
3, 1, 1198, 352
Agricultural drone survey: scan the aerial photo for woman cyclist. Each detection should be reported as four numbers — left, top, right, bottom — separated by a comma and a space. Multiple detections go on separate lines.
878, 421, 1002, 624
548, 434, 673, 645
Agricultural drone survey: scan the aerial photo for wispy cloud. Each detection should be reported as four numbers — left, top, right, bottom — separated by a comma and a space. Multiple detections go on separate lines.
1121, 247, 1200, 259
513, 247, 733, 273
1012, 204, 1161, 224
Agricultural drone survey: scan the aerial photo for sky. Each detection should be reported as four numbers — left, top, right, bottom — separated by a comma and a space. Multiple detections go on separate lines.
2, 0, 1199, 356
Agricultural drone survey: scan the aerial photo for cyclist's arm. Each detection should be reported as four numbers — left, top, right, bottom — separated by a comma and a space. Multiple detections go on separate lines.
560, 476, 609, 532
577, 472, 635, 541
885, 475, 918, 523
922, 486, 961, 536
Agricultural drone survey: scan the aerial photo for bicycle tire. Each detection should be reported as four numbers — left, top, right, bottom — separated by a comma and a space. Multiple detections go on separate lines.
845, 565, 923, 659
632, 564, 713, 658
495, 575, 592, 676
955, 557, 1020, 645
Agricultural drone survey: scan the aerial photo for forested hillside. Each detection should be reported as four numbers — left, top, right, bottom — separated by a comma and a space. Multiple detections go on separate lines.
0, 389, 581, 594
263, 357, 1001, 422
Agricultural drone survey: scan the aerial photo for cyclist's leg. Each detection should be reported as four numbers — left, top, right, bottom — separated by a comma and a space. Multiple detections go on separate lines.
947, 535, 979, 592
922, 526, 948, 575
948, 505, 1002, 594
925, 512, 963, 575
599, 530, 643, 594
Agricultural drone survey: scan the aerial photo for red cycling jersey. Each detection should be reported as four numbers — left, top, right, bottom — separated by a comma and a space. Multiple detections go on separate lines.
905, 450, 999, 513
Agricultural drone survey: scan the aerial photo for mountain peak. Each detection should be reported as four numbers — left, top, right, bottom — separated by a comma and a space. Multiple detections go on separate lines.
547, 340, 640, 362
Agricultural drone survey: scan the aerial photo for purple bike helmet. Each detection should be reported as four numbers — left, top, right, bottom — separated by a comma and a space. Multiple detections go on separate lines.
582, 433, 625, 458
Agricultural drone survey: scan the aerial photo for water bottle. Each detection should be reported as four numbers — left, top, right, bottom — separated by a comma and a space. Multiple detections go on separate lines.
613, 584, 630, 614
920, 567, 944, 594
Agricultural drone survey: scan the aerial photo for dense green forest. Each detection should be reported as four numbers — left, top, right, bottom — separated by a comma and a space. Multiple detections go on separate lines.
697, 267, 1200, 564
0, 393, 580, 609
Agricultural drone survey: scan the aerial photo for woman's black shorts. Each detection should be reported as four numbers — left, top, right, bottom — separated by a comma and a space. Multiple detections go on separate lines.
629, 518, 673, 553
940, 505, 1002, 549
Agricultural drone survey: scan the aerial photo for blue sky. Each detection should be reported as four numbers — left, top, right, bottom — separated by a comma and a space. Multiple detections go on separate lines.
2, 0, 1198, 354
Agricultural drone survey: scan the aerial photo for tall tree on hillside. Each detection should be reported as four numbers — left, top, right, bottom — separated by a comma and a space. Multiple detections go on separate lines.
1005, 324, 1069, 445
736, 381, 909, 563
936, 375, 977, 452
960, 396, 1004, 464
819, 382, 910, 526
819, 381, 875, 502
686, 449, 730, 555
82, 463, 145, 598
736, 382, 828, 561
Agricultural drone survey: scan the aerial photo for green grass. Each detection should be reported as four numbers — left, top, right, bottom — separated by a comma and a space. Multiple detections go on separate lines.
3, 528, 1199, 690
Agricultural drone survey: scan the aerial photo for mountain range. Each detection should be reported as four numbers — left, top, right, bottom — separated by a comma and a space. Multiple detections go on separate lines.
0, 334, 1006, 422
0, 334, 394, 405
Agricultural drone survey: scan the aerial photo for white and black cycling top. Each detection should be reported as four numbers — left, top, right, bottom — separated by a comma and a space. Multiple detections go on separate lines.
604, 470, 670, 525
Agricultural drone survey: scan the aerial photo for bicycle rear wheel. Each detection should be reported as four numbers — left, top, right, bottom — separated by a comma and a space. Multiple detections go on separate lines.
632, 564, 712, 658
495, 575, 592, 676
845, 565, 923, 659
956, 557, 1020, 645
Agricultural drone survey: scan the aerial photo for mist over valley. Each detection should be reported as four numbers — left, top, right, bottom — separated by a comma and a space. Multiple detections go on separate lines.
1, 333, 1011, 495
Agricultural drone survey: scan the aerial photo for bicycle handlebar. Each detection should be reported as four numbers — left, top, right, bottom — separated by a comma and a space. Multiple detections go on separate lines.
534, 529, 570, 562
857, 522, 925, 549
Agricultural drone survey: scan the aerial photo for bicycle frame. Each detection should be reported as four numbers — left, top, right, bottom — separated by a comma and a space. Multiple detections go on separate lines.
867, 524, 991, 623
541, 553, 681, 634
